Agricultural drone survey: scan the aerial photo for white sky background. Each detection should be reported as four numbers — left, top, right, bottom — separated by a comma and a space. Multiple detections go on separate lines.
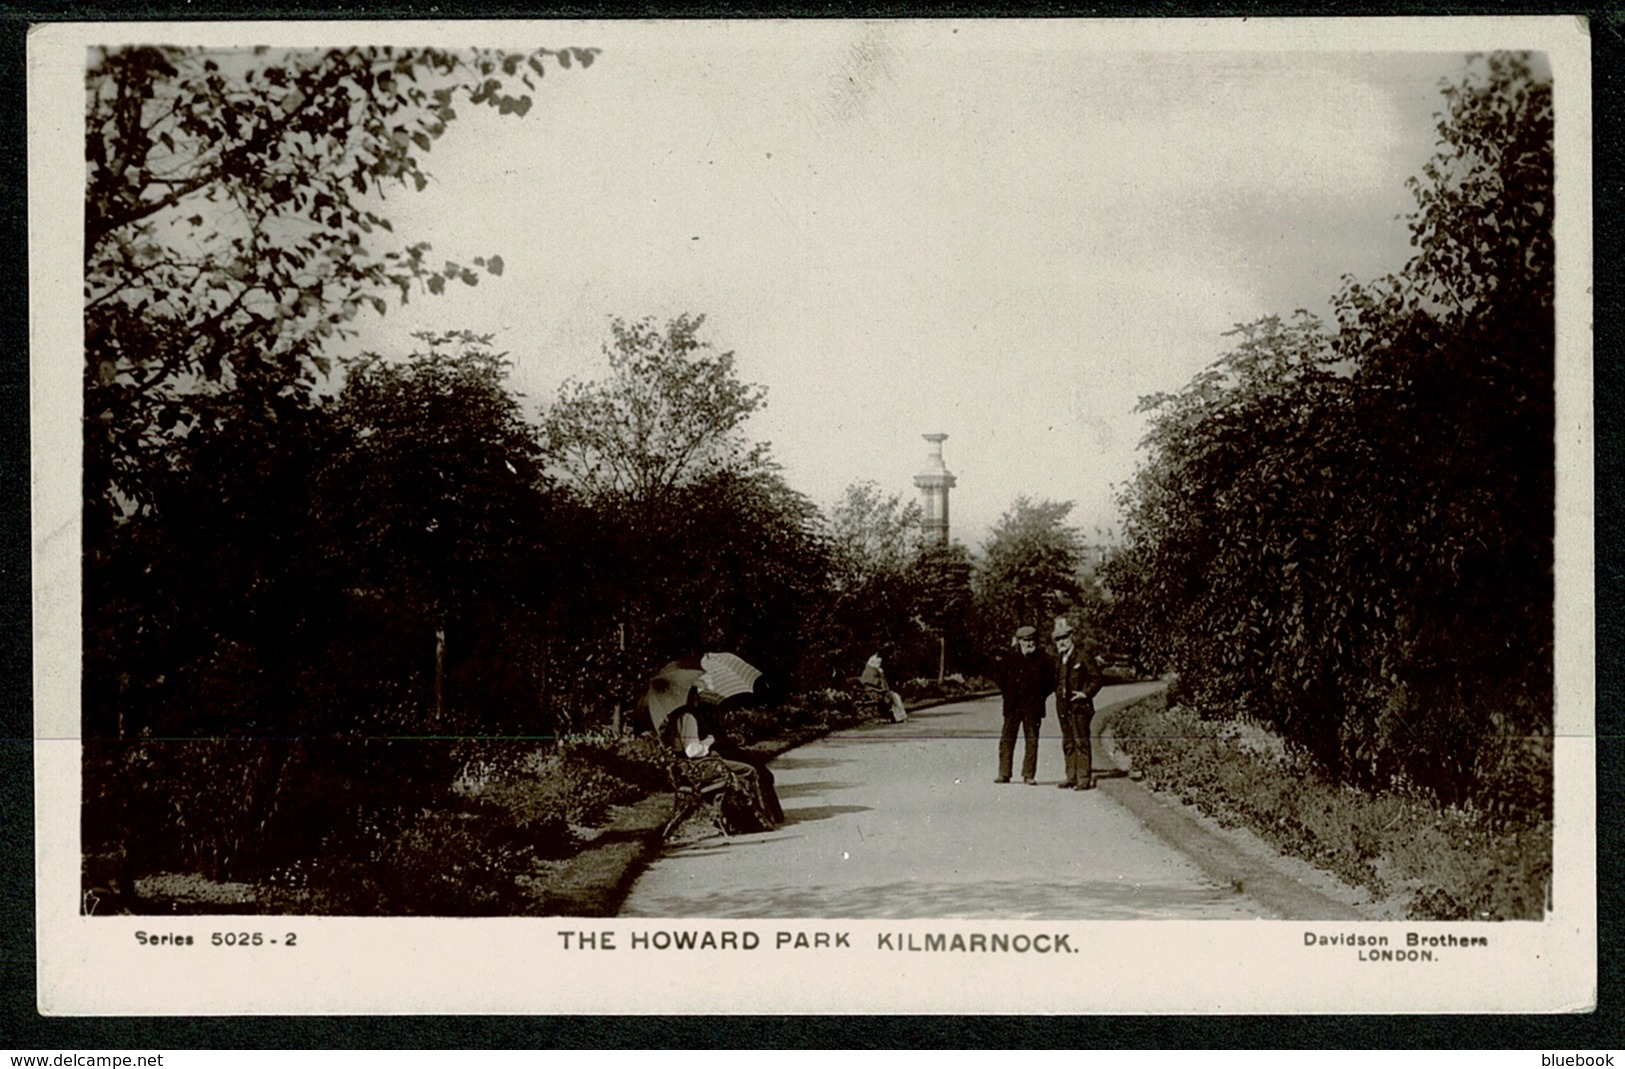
345, 24, 1468, 546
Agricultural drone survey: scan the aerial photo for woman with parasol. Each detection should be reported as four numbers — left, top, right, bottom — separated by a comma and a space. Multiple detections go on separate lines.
660, 687, 778, 832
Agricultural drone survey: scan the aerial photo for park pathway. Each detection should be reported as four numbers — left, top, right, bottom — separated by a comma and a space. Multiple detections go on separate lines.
621, 684, 1283, 919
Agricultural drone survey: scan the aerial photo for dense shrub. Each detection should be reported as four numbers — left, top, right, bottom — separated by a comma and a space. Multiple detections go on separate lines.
375, 808, 534, 916
711, 689, 860, 747
84, 736, 480, 899
1106, 55, 1553, 816
451, 737, 664, 838
896, 675, 997, 703
564, 733, 672, 793
87, 739, 306, 881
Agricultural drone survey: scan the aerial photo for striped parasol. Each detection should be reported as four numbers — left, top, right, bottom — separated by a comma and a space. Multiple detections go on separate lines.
697, 652, 762, 703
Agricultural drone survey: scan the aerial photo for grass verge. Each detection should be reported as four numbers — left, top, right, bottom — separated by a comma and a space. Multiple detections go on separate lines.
1109, 692, 1551, 921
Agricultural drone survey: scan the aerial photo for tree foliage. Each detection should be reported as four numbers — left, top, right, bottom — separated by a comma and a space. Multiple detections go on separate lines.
85, 44, 593, 524
1107, 53, 1553, 816
537, 314, 826, 710
321, 334, 551, 627
974, 496, 1088, 652
315, 334, 566, 726
814, 483, 986, 681
82, 362, 338, 743
542, 314, 769, 511
84, 333, 577, 881
826, 481, 922, 595
817, 482, 926, 671
912, 539, 977, 677
82, 44, 599, 883
658, 466, 832, 689
1109, 312, 1346, 691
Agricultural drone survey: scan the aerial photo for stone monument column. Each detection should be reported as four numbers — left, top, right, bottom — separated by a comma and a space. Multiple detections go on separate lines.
913, 433, 957, 547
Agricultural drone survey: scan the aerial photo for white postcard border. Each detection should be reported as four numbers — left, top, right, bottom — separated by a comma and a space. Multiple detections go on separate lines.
30, 16, 1596, 1016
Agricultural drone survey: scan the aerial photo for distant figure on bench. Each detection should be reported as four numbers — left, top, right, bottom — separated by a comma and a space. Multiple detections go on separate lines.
859, 653, 908, 723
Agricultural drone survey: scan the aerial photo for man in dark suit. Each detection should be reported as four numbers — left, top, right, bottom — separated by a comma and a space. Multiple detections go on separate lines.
996, 625, 1052, 785
1052, 616, 1104, 790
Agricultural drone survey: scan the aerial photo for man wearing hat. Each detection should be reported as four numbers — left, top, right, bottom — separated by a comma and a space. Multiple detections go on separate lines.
996, 625, 1053, 784
1052, 616, 1104, 790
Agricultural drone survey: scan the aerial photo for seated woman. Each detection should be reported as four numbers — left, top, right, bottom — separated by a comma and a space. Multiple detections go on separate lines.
684, 698, 786, 824
859, 653, 907, 722
662, 689, 778, 832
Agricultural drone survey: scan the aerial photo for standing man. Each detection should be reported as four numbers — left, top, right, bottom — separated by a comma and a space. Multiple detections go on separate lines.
1052, 616, 1104, 790
996, 625, 1052, 785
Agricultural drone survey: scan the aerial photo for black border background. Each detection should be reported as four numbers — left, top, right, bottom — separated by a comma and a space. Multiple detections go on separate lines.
2, 2, 1617, 1049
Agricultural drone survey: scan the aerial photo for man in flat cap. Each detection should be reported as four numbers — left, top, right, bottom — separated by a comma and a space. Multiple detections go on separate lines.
1052, 616, 1104, 790
996, 625, 1052, 784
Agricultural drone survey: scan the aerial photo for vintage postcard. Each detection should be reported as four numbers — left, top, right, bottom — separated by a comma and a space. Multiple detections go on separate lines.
31, 16, 1593, 1014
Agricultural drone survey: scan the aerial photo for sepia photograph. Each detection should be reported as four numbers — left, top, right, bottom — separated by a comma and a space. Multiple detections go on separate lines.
30, 16, 1593, 1014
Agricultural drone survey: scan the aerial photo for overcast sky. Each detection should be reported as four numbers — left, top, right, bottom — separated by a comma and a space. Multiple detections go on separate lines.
347, 23, 1469, 546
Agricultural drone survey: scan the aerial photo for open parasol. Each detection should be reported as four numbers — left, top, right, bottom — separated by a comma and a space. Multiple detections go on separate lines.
643, 660, 706, 734
697, 652, 763, 704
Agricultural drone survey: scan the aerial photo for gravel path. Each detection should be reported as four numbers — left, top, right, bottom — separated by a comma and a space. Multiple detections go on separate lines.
623, 685, 1298, 919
